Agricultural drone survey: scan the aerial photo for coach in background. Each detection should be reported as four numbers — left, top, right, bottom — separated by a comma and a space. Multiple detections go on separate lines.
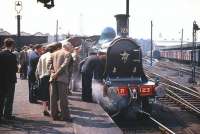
0, 38, 18, 120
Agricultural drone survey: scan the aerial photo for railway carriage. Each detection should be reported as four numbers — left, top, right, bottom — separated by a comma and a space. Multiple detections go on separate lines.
160, 48, 200, 65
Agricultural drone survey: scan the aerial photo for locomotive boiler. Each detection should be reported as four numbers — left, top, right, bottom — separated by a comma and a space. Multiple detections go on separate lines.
90, 14, 163, 118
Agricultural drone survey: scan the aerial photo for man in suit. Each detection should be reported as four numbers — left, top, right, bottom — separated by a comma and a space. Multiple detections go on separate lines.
27, 44, 43, 103
49, 41, 73, 121
19, 46, 28, 79
0, 38, 18, 120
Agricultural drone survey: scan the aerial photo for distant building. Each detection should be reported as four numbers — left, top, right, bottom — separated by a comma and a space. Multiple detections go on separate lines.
0, 28, 11, 35
136, 39, 155, 56
20, 31, 31, 36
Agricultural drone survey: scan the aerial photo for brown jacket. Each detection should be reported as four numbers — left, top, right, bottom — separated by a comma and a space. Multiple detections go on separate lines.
49, 49, 73, 84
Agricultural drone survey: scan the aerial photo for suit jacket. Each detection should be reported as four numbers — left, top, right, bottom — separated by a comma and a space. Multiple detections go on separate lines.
19, 50, 28, 65
0, 50, 18, 85
81, 55, 105, 80
27, 51, 40, 81
49, 49, 73, 84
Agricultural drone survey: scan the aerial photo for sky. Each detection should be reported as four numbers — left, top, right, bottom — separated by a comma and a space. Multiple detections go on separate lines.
0, 0, 200, 41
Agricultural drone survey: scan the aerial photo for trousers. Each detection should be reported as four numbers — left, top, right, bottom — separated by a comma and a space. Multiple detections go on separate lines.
0, 83, 15, 117
50, 81, 70, 119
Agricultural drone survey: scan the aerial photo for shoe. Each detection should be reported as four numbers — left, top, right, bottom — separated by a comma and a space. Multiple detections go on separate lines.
52, 112, 62, 121
82, 98, 93, 103
4, 115, 16, 120
53, 117, 61, 121
29, 99, 38, 104
43, 111, 50, 116
67, 90, 73, 95
62, 117, 73, 122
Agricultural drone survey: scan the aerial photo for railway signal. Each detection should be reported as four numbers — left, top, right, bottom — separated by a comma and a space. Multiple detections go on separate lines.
37, 0, 54, 9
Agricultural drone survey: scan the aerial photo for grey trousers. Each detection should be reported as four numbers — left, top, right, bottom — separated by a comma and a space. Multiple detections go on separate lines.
50, 81, 70, 119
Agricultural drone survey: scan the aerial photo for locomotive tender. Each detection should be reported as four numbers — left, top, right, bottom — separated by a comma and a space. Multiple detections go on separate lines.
90, 14, 163, 118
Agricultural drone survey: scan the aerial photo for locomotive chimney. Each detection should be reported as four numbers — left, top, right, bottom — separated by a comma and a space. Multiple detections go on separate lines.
115, 14, 129, 37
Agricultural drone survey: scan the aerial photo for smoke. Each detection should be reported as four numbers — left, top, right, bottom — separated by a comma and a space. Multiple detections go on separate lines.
71, 75, 82, 91
92, 80, 104, 103
92, 80, 118, 113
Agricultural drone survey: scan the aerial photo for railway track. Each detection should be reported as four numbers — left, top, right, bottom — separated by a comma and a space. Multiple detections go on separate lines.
156, 62, 200, 78
145, 70, 200, 116
143, 57, 200, 77
114, 112, 176, 134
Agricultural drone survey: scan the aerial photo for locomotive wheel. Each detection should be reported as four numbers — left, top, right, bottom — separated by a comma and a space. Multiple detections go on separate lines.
142, 97, 152, 113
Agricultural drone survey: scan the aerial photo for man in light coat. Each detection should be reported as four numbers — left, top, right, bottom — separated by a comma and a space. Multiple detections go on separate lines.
49, 42, 73, 121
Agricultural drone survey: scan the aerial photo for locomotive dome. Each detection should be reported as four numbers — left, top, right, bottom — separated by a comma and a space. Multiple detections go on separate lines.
91, 27, 116, 54
98, 27, 116, 44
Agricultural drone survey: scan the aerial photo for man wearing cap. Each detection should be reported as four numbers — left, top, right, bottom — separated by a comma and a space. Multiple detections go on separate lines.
0, 38, 18, 120
49, 42, 73, 121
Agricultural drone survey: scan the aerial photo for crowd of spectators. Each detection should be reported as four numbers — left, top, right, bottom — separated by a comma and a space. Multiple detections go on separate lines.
0, 38, 81, 122
0, 37, 106, 123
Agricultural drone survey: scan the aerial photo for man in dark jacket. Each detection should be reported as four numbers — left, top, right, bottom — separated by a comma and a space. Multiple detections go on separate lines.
19, 46, 28, 79
81, 51, 106, 102
27, 44, 43, 103
0, 38, 18, 120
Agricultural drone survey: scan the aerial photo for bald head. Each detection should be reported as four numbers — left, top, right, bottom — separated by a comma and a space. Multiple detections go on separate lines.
62, 41, 74, 52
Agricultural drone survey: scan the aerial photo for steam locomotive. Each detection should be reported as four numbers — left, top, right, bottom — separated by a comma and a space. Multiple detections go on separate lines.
88, 15, 163, 118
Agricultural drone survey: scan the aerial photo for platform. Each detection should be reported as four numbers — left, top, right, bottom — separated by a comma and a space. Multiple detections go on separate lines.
0, 76, 123, 134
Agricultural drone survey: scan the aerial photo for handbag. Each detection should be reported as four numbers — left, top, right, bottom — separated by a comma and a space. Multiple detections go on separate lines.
31, 80, 40, 99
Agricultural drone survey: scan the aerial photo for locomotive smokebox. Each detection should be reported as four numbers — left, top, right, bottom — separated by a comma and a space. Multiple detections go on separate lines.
115, 14, 129, 37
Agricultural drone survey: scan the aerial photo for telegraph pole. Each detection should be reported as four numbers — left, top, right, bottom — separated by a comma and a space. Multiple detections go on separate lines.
180, 28, 184, 62
179, 28, 184, 77
56, 20, 58, 42
150, 21, 153, 66
126, 0, 129, 36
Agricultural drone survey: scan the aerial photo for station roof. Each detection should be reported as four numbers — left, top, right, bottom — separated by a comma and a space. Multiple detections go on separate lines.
157, 41, 200, 50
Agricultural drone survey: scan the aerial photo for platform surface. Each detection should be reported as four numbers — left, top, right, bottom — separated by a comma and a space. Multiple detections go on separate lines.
0, 76, 123, 134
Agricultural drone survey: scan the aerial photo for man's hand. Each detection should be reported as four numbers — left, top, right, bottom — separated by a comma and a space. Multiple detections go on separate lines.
49, 73, 58, 83
51, 73, 58, 80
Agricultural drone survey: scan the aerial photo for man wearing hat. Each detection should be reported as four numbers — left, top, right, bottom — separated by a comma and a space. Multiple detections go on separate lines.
49, 41, 73, 121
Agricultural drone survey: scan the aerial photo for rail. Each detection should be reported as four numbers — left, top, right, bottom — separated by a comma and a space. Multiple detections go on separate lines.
144, 70, 200, 97
165, 92, 200, 114
162, 83, 200, 99
145, 71, 200, 115
140, 111, 176, 134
